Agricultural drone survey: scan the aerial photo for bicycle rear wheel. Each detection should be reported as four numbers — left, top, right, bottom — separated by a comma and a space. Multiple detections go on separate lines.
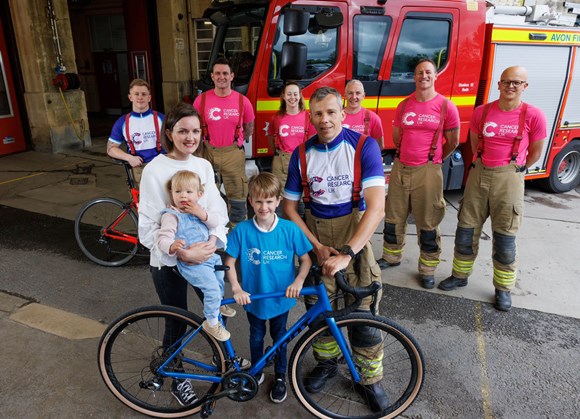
289, 313, 424, 419
75, 197, 138, 267
98, 305, 226, 418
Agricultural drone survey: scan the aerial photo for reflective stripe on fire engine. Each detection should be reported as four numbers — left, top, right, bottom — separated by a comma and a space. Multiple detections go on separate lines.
256, 95, 475, 113
257, 100, 284, 112
377, 95, 475, 109
492, 28, 580, 46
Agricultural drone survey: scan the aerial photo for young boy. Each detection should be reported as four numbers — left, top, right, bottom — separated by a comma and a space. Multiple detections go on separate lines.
157, 170, 235, 342
107, 78, 165, 184
224, 172, 312, 403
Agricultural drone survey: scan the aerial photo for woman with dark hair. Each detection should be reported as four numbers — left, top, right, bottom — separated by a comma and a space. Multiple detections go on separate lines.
138, 101, 229, 406
268, 81, 316, 189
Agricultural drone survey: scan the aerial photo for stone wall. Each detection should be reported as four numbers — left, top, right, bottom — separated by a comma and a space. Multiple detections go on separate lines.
8, 0, 89, 153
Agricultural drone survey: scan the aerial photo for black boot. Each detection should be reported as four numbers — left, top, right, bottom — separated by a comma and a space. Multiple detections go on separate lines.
376, 258, 400, 270
355, 381, 390, 412
304, 358, 338, 393
494, 289, 512, 312
438, 275, 468, 291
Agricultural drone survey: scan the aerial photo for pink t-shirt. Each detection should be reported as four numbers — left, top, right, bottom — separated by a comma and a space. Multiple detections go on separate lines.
394, 94, 460, 166
470, 101, 547, 167
342, 108, 384, 140
268, 111, 316, 153
193, 90, 255, 147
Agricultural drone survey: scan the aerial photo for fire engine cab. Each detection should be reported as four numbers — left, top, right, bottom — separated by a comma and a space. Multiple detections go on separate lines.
196, 0, 580, 193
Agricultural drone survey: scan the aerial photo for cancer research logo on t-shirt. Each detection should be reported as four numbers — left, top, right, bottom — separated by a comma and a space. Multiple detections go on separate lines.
279, 124, 290, 137
308, 176, 325, 197
208, 107, 222, 121
208, 107, 240, 121
131, 132, 142, 145
246, 248, 288, 265
279, 124, 305, 137
343, 123, 365, 132
483, 121, 497, 137
246, 248, 261, 265
483, 121, 519, 138
308, 173, 352, 197
418, 113, 438, 124
402, 112, 417, 125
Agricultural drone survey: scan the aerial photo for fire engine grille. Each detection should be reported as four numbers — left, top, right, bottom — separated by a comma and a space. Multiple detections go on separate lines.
475, 79, 487, 108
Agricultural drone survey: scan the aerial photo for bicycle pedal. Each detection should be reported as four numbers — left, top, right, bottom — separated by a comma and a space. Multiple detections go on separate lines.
200, 401, 215, 418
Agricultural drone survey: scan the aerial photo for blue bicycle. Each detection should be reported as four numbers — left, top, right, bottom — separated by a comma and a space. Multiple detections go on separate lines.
97, 267, 424, 418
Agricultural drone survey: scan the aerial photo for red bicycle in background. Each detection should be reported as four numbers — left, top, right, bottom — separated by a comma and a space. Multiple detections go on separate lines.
74, 160, 147, 267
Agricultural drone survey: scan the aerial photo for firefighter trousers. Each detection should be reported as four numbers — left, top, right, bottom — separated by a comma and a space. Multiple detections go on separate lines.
272, 150, 292, 188
451, 159, 525, 291
304, 209, 384, 384
205, 144, 248, 225
272, 151, 304, 217
382, 160, 446, 276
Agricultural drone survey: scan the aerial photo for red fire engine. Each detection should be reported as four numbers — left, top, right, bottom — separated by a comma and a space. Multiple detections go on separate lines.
197, 0, 580, 193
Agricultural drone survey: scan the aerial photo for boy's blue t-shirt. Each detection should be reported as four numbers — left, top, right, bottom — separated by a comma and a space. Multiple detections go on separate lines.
225, 217, 312, 320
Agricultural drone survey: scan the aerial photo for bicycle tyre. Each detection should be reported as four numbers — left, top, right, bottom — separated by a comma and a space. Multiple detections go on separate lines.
98, 305, 226, 418
289, 313, 424, 419
74, 197, 138, 267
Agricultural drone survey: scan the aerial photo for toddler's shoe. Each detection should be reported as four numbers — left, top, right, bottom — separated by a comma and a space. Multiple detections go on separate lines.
220, 305, 237, 317
202, 320, 231, 341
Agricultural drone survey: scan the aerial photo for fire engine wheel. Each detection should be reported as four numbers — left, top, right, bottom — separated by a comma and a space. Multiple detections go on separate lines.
538, 141, 580, 193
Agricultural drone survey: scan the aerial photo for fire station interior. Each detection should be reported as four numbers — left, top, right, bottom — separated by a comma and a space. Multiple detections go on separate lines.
67, 0, 162, 138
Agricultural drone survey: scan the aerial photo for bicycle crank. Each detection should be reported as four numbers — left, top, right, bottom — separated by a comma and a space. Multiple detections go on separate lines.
222, 371, 259, 402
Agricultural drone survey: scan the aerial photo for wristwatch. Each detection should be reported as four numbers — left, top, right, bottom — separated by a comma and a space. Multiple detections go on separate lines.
339, 245, 355, 259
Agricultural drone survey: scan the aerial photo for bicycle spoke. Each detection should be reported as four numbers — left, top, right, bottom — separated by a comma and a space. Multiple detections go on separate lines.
98, 307, 226, 417
290, 314, 424, 419
75, 198, 138, 266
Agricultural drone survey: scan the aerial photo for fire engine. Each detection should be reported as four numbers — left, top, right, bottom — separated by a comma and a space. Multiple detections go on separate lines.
196, 0, 580, 193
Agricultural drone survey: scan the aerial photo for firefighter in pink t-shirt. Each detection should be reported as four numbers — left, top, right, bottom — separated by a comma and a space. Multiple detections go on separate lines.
194, 58, 255, 226
378, 59, 460, 289
439, 66, 547, 312
342, 80, 384, 149
267, 81, 315, 191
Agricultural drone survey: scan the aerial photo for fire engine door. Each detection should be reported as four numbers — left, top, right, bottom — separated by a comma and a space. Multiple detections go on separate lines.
377, 7, 459, 149
0, 18, 26, 156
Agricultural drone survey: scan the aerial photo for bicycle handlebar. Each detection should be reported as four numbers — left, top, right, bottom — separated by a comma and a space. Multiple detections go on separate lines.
310, 265, 382, 317
334, 269, 382, 300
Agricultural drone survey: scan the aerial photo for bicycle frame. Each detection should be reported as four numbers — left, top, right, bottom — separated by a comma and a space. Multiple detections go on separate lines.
100, 201, 139, 245
157, 281, 362, 385
100, 162, 140, 246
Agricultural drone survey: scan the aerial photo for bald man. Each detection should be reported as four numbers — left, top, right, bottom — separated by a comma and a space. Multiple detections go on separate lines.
343, 80, 384, 149
438, 66, 547, 312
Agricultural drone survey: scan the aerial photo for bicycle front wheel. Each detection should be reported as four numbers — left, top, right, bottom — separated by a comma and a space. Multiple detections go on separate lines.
289, 313, 424, 419
75, 197, 138, 267
98, 305, 226, 418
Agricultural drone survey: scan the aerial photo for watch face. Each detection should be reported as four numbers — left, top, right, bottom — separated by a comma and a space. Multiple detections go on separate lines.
340, 245, 354, 257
